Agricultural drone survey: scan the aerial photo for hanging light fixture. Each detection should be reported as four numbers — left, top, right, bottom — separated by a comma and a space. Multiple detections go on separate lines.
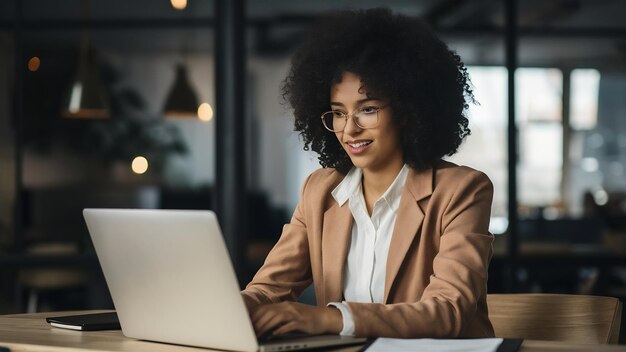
61, 54, 108, 119
163, 4, 208, 121
163, 63, 200, 118
61, 0, 108, 119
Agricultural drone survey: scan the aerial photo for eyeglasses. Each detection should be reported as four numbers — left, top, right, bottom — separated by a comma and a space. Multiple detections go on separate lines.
320, 104, 389, 132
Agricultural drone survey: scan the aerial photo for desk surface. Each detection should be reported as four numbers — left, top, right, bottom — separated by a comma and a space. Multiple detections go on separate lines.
1, 311, 625, 352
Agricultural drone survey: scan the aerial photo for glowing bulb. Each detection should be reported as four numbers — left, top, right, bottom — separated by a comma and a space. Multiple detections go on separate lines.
132, 156, 149, 174
170, 0, 187, 10
594, 189, 609, 206
197, 103, 214, 122
28, 57, 41, 72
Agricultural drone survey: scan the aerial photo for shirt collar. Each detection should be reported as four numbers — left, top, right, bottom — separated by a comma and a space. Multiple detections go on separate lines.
379, 164, 409, 212
331, 167, 362, 207
331, 164, 409, 210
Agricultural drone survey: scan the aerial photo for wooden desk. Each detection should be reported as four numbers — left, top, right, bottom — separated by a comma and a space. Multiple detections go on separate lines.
1, 311, 625, 352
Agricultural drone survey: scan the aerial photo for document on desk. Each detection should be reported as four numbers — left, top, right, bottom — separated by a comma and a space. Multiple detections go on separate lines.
366, 338, 504, 352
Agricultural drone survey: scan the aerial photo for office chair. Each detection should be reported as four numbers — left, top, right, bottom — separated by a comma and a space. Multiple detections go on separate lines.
487, 293, 622, 344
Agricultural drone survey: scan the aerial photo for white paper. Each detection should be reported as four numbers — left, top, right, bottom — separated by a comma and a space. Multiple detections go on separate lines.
366, 338, 504, 352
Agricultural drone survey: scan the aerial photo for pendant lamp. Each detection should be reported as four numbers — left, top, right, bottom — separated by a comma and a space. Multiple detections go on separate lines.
164, 63, 199, 117
61, 0, 108, 119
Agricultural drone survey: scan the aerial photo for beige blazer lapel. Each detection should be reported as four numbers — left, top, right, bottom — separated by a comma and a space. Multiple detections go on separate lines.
384, 167, 434, 302
321, 202, 353, 305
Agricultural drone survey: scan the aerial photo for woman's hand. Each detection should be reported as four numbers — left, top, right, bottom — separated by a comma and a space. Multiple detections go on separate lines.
250, 301, 342, 337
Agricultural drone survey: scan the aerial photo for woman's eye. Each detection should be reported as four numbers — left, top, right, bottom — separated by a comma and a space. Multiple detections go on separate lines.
333, 111, 347, 117
360, 106, 378, 114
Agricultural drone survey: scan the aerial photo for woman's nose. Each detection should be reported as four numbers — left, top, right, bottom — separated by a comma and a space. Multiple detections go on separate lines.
343, 115, 362, 135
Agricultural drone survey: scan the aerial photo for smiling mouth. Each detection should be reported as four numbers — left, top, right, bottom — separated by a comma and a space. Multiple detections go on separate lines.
347, 140, 372, 148
345, 140, 373, 154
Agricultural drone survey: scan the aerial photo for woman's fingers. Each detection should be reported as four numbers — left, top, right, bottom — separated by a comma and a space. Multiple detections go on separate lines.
272, 320, 300, 336
254, 305, 298, 337
255, 313, 285, 337
249, 302, 323, 336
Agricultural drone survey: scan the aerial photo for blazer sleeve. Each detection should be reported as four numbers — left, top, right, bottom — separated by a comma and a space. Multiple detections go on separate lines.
345, 170, 494, 338
241, 174, 314, 307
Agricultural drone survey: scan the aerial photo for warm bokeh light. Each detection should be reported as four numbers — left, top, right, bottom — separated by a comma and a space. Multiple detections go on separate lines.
170, 0, 187, 10
28, 57, 41, 72
131, 156, 149, 174
197, 103, 214, 122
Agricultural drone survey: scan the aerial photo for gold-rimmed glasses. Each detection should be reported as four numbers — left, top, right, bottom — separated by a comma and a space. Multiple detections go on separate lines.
320, 104, 389, 132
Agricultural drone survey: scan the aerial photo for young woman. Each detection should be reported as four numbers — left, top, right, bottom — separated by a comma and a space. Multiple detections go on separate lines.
241, 8, 495, 339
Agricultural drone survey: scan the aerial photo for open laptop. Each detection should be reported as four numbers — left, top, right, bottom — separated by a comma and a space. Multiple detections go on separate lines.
83, 208, 366, 352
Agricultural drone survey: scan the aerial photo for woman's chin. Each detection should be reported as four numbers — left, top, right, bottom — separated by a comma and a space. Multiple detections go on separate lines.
347, 157, 372, 171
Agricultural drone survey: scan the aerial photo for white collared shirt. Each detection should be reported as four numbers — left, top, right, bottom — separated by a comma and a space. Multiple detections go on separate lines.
328, 164, 409, 336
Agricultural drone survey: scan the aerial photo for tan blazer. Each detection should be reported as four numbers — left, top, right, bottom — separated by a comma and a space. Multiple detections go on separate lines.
242, 160, 495, 338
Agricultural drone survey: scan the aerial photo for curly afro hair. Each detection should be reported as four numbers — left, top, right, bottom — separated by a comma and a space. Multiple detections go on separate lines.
282, 8, 474, 173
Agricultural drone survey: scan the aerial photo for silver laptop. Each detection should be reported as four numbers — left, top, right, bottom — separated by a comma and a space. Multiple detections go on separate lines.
83, 208, 366, 352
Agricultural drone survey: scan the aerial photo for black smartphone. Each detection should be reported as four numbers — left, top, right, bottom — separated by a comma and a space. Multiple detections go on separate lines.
46, 312, 121, 331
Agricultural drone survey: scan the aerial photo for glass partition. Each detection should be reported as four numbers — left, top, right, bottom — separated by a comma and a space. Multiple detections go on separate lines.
1, 0, 215, 313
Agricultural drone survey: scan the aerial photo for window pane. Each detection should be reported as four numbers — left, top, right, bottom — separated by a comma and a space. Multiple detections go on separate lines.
519, 123, 563, 207
516, 68, 562, 123
566, 72, 626, 217
570, 68, 600, 130
516, 68, 563, 211
446, 66, 508, 228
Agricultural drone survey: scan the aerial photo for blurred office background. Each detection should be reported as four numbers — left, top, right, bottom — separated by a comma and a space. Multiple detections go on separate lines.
1, 0, 626, 327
